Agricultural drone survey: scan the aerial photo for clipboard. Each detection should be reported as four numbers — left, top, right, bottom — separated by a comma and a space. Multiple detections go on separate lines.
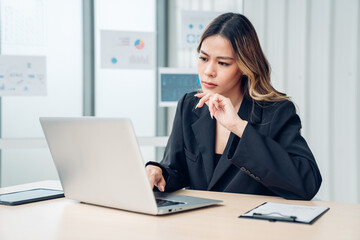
239, 202, 330, 224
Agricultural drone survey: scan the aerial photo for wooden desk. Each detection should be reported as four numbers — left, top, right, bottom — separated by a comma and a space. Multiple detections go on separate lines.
0, 181, 359, 240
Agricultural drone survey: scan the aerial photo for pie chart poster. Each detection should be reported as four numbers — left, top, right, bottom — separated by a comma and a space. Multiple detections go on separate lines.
101, 30, 155, 70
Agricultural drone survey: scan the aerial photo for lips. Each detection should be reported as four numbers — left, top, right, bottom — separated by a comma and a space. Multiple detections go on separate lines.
202, 81, 217, 88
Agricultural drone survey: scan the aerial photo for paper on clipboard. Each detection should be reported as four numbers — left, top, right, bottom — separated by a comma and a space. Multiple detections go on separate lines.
240, 202, 329, 224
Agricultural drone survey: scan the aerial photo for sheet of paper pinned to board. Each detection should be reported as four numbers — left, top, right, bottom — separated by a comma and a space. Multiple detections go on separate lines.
0, 55, 47, 96
100, 30, 155, 70
240, 202, 330, 224
181, 10, 223, 49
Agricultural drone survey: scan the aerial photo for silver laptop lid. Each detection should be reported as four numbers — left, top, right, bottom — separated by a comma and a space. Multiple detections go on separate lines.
40, 117, 158, 215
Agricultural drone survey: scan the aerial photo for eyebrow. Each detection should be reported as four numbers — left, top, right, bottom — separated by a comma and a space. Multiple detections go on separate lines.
200, 50, 235, 60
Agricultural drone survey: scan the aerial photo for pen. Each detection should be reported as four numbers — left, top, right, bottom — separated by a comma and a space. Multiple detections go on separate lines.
252, 212, 297, 222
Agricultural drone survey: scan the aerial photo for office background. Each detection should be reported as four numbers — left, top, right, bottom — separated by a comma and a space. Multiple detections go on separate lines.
0, 0, 358, 204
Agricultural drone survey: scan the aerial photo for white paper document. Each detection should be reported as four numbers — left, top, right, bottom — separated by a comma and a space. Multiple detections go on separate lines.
240, 202, 329, 224
181, 11, 223, 49
0, 55, 46, 96
100, 30, 155, 70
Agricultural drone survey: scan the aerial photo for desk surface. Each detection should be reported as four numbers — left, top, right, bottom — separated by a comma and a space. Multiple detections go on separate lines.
0, 181, 359, 240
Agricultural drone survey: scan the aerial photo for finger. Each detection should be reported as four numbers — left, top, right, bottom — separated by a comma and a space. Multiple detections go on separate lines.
210, 93, 219, 107
212, 99, 221, 117
157, 177, 166, 192
211, 105, 217, 119
196, 93, 212, 108
208, 96, 216, 119
146, 166, 158, 189
215, 97, 223, 110
213, 100, 219, 111
148, 174, 155, 189
214, 94, 228, 109
198, 94, 210, 107
194, 92, 206, 98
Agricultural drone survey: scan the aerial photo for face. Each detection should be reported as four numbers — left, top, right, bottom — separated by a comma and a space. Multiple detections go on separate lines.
197, 35, 242, 99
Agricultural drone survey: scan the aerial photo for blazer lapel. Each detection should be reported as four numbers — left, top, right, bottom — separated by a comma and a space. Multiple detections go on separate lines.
191, 105, 216, 185
207, 96, 263, 190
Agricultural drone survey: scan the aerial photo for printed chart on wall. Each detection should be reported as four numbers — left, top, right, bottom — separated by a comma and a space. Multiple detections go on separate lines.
0, 0, 46, 50
0, 55, 46, 96
101, 30, 155, 70
181, 11, 223, 49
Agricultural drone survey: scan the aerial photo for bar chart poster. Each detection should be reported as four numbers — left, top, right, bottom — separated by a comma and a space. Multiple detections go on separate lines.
101, 30, 155, 70
0, 55, 46, 96
181, 11, 222, 49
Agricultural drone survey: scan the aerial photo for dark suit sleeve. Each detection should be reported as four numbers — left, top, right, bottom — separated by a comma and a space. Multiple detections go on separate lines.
147, 94, 190, 192
228, 100, 322, 200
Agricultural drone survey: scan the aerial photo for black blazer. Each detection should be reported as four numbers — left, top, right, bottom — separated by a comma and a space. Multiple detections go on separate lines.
147, 92, 322, 200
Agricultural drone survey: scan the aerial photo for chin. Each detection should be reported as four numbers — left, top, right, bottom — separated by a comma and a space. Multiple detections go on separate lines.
201, 88, 216, 94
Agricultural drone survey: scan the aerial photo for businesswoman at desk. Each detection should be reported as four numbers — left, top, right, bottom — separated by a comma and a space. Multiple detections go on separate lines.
146, 12, 322, 200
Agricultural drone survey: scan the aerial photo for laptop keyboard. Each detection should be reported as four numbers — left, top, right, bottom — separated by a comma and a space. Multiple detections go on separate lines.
156, 198, 185, 207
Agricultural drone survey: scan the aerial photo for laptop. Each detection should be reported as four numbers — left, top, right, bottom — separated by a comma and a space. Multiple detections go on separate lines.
40, 117, 222, 215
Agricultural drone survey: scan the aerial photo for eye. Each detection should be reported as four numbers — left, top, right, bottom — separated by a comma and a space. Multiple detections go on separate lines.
199, 56, 207, 62
218, 61, 229, 66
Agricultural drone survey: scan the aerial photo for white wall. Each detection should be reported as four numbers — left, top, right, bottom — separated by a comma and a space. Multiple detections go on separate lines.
94, 0, 156, 162
0, 0, 83, 186
244, 0, 360, 203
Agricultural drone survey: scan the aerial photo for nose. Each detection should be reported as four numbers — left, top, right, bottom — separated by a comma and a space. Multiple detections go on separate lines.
204, 62, 216, 77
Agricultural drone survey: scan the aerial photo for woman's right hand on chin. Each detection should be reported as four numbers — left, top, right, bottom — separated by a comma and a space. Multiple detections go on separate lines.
145, 165, 166, 192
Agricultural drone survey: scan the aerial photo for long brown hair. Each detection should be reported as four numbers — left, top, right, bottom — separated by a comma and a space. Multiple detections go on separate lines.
197, 12, 289, 102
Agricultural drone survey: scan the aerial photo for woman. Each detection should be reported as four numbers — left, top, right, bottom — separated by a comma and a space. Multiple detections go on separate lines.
146, 12, 322, 200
